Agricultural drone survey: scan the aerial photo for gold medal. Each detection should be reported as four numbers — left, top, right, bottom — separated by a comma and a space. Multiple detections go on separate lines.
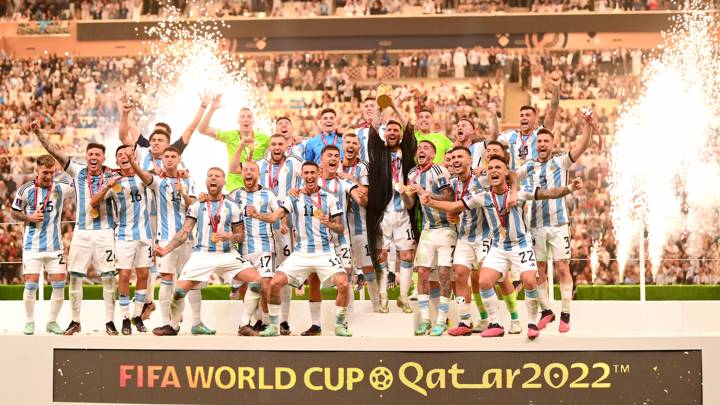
112, 183, 123, 193
500, 227, 507, 239
518, 159, 526, 167
313, 208, 323, 218
210, 233, 219, 243
90, 208, 100, 219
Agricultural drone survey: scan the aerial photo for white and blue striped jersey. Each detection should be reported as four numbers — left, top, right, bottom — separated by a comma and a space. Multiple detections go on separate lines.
342, 162, 369, 237
355, 124, 386, 163
228, 186, 279, 255
148, 175, 196, 242
281, 190, 342, 254
469, 141, 487, 171
498, 126, 543, 171
257, 156, 303, 204
288, 142, 305, 161
386, 151, 407, 213
462, 187, 538, 251
408, 163, 452, 230
109, 174, 154, 242
317, 176, 356, 246
257, 156, 303, 231
186, 197, 243, 253
451, 175, 490, 243
12, 180, 74, 252
517, 152, 573, 228
65, 161, 116, 231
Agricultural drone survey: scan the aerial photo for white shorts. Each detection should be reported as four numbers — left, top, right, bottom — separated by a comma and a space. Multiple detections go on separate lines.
277, 251, 345, 288
157, 241, 193, 276
245, 252, 275, 278
179, 251, 254, 283
453, 238, 491, 269
115, 240, 155, 270
531, 224, 571, 261
482, 246, 538, 282
381, 210, 416, 252
414, 227, 457, 268
334, 244, 352, 269
67, 228, 115, 275
23, 250, 66, 275
274, 230, 292, 266
350, 233, 373, 268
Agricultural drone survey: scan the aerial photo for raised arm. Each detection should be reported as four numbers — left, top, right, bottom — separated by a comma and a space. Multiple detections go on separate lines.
390, 94, 408, 129
127, 150, 154, 186
569, 110, 597, 162
197, 94, 222, 138
179, 93, 211, 145
30, 120, 68, 169
156, 216, 196, 256
118, 101, 138, 146
544, 71, 561, 132
228, 144, 245, 174
488, 102, 500, 142
534, 177, 583, 200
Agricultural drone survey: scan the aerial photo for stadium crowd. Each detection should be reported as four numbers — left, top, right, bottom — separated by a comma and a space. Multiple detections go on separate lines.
0, 46, 718, 287
1, 0, 673, 21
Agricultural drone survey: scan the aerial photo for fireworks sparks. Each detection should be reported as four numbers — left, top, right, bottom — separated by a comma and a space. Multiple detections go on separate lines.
128, 2, 271, 185
610, 1, 720, 277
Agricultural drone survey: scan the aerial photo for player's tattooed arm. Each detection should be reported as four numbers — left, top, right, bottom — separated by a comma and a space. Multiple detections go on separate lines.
488, 102, 500, 142
544, 71, 562, 132
321, 214, 344, 233
158, 217, 196, 256
10, 210, 44, 224
225, 222, 245, 244
534, 178, 583, 200
30, 120, 69, 169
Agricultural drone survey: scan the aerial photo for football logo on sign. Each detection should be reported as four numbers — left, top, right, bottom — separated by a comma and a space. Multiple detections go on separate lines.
369, 366, 393, 391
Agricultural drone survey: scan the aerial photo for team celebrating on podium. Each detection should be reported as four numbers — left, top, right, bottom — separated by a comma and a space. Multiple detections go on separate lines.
13, 75, 597, 340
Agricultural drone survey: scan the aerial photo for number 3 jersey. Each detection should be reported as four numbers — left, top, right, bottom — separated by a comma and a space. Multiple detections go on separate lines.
108, 174, 154, 242
12, 180, 74, 252
148, 175, 196, 242
516, 152, 573, 228
228, 186, 280, 256
461, 187, 539, 251
281, 190, 342, 255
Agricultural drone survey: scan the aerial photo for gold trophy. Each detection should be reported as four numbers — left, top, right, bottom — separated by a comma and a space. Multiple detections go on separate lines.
376, 83, 393, 109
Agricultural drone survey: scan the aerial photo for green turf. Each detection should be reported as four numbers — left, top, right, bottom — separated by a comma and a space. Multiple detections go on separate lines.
0, 284, 717, 300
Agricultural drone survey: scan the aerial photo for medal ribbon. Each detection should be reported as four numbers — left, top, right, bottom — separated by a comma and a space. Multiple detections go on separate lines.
268, 158, 285, 189
305, 187, 323, 213
411, 162, 433, 185
33, 178, 53, 211
491, 187, 508, 235
454, 176, 471, 202
206, 196, 224, 235
321, 177, 339, 195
